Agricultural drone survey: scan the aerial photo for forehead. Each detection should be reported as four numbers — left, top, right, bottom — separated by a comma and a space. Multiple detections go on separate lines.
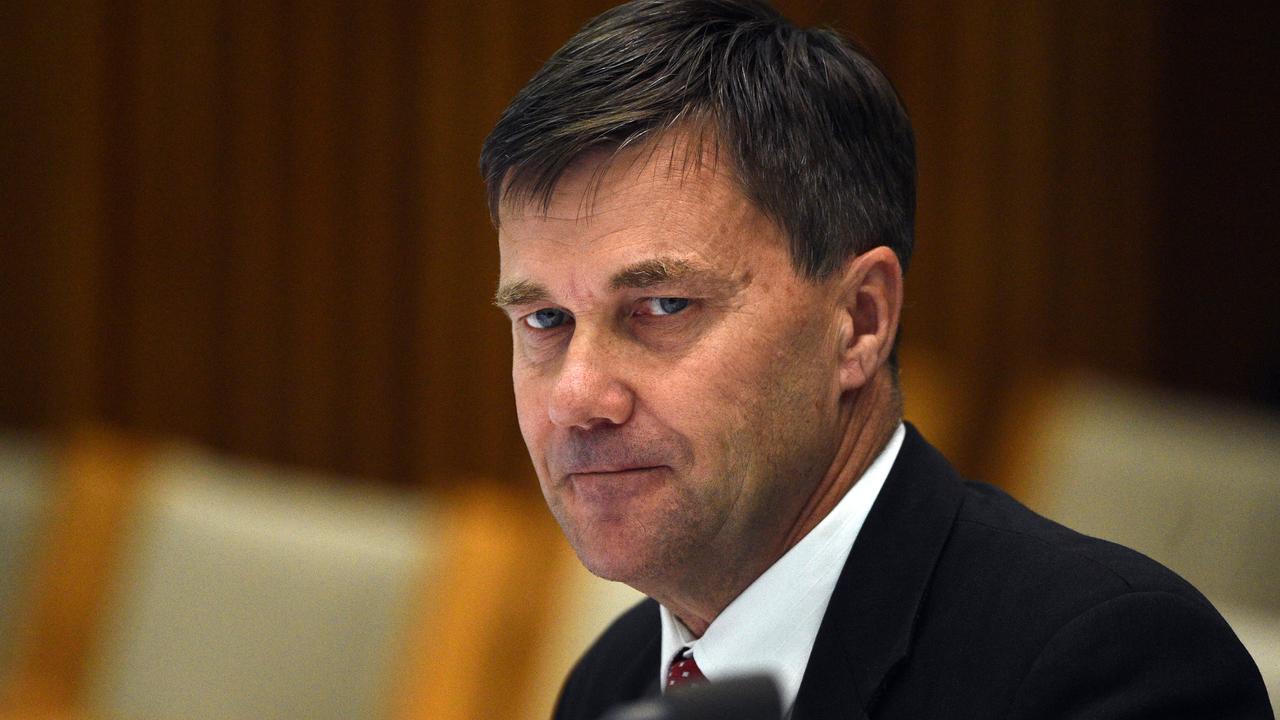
497, 138, 778, 278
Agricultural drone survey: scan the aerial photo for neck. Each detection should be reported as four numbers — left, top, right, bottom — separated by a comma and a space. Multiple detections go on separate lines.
658, 369, 902, 636
777, 370, 900, 553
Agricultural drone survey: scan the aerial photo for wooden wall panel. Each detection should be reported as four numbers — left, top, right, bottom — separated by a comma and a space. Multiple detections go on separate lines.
345, 0, 402, 482
414, 0, 500, 483
129, 0, 224, 439
97, 0, 139, 431
825, 0, 1161, 472
1154, 3, 1280, 403
283, 1, 344, 472
2, 3, 56, 428
221, 0, 289, 462
1047, 1, 1157, 378
2, 0, 1270, 486
998, 1, 1054, 371
39, 3, 109, 429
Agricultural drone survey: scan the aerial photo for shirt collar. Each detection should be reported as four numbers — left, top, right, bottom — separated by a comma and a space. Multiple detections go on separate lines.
658, 423, 905, 711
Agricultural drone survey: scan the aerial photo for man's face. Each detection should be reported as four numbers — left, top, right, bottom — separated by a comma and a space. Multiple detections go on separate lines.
496, 141, 846, 594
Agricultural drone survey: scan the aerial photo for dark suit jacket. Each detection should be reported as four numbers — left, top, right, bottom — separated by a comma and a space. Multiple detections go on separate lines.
554, 424, 1273, 719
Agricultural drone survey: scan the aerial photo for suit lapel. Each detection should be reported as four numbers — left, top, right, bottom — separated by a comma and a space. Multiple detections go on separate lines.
792, 424, 965, 720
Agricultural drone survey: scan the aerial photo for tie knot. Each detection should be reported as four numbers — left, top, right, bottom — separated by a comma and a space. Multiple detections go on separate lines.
666, 653, 707, 688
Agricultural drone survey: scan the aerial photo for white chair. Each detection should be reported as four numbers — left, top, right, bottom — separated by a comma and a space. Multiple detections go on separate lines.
81, 444, 441, 720
1003, 373, 1280, 713
2, 429, 589, 720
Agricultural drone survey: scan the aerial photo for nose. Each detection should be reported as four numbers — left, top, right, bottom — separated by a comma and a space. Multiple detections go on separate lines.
548, 328, 635, 430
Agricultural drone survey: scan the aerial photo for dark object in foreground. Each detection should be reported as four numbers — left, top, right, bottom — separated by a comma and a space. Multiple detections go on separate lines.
598, 675, 781, 720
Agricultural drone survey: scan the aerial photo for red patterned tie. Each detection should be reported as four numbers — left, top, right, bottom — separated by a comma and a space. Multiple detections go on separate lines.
667, 652, 707, 688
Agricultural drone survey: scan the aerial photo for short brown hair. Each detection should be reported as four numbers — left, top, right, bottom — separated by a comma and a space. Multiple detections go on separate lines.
481, 0, 916, 280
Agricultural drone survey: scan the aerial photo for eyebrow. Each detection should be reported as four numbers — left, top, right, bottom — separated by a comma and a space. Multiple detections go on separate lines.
611, 256, 746, 298
492, 279, 550, 308
494, 255, 743, 309
609, 257, 705, 291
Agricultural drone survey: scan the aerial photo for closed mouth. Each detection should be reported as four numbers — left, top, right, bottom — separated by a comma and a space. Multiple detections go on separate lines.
568, 465, 664, 476
565, 466, 667, 506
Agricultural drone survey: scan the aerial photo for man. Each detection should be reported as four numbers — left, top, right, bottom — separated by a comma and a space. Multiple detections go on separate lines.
482, 1, 1272, 718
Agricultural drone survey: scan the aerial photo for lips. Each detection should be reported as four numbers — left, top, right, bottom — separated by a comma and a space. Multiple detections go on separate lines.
551, 440, 675, 484
565, 464, 664, 476
565, 465, 668, 505
560, 464, 670, 496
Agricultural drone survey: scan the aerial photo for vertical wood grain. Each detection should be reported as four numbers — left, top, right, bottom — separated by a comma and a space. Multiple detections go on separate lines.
39, 2, 109, 428
0, 0, 1226, 487
221, 0, 289, 460
123, 0, 222, 438
342, 0, 401, 482
0, 3, 64, 427
283, 0, 344, 471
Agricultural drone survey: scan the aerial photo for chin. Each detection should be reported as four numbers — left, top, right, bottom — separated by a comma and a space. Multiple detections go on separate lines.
568, 526, 661, 586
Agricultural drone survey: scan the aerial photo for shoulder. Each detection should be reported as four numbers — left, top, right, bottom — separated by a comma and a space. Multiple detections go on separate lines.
943, 480, 1211, 614
1005, 587, 1273, 718
554, 598, 661, 720
928, 479, 1237, 657
903, 481, 1271, 717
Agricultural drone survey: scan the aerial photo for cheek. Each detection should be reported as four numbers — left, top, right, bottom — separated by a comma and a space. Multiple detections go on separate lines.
647, 343, 771, 462
684, 309, 834, 448
512, 368, 551, 456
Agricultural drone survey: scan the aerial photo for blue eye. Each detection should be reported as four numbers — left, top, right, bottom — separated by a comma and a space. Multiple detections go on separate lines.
644, 297, 690, 316
524, 308, 569, 329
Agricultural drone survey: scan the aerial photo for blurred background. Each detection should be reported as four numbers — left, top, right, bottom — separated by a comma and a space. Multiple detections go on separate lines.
1, 1, 1277, 719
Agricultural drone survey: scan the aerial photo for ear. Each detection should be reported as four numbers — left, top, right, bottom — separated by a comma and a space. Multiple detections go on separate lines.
835, 246, 903, 391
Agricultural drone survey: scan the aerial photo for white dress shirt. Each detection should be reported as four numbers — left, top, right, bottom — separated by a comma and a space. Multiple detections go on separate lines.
658, 423, 905, 714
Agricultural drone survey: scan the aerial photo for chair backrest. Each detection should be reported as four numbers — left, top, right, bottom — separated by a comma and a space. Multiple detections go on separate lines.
997, 373, 1280, 712
1006, 374, 1280, 611
0, 432, 56, 683
1, 427, 573, 720
82, 442, 441, 720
